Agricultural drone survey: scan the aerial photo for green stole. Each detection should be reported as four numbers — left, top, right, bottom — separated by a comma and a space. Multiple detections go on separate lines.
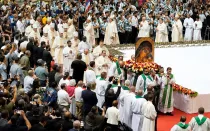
111, 84, 118, 88
177, 122, 189, 129
141, 74, 153, 92
99, 77, 105, 81
122, 86, 130, 90
96, 75, 101, 79
162, 74, 174, 108
194, 116, 207, 126
116, 61, 122, 75
135, 95, 143, 99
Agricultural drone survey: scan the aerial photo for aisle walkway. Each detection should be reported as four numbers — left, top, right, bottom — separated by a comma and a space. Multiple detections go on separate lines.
158, 108, 210, 131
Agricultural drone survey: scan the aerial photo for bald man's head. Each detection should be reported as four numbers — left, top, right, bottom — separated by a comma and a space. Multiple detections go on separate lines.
137, 90, 143, 96
73, 120, 81, 129
119, 61, 124, 68
147, 86, 153, 92
130, 86, 135, 93
64, 111, 71, 120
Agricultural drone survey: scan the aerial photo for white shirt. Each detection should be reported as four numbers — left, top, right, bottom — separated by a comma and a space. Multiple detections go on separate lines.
84, 69, 96, 84
75, 86, 83, 102
199, 14, 206, 22
16, 20, 25, 33
19, 41, 29, 50
131, 16, 138, 27
105, 106, 120, 125
57, 89, 71, 106
78, 41, 92, 54
23, 76, 34, 93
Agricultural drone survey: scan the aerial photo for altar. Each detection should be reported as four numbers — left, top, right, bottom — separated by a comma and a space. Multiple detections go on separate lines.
119, 44, 210, 113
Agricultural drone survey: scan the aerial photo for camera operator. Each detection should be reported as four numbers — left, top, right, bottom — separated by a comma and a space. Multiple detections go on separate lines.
104, 77, 121, 109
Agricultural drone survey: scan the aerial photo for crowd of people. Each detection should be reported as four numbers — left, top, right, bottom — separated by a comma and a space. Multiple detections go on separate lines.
0, 0, 210, 131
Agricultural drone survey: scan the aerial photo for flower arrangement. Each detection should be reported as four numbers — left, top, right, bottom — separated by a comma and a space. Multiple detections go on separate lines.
108, 55, 198, 98
124, 60, 160, 73
172, 84, 198, 98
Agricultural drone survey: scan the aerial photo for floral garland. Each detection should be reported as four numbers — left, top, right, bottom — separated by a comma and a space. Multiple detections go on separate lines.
109, 56, 198, 98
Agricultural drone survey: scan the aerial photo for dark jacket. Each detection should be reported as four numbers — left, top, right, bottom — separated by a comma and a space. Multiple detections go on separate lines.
81, 89, 98, 116
85, 113, 105, 131
71, 59, 87, 83
42, 50, 52, 66
104, 84, 121, 108
37, 47, 45, 60
62, 119, 73, 131
30, 123, 47, 131
26, 42, 34, 67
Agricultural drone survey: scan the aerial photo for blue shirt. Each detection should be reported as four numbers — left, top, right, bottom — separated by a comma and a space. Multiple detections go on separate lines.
35, 66, 48, 81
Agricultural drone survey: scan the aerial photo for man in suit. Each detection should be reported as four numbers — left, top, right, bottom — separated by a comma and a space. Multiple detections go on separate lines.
30, 116, 48, 131
62, 111, 73, 131
71, 54, 87, 83
43, 45, 53, 72
81, 83, 98, 117
37, 41, 46, 60
26, 37, 34, 67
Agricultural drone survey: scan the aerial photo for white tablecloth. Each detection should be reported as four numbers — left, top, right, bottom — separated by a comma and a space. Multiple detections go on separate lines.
174, 92, 210, 114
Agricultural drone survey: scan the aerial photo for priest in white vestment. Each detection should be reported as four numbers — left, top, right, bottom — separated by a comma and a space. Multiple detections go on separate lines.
83, 61, 96, 84
172, 15, 183, 42
189, 107, 210, 131
95, 72, 109, 108
43, 17, 52, 32
193, 16, 203, 41
92, 41, 109, 59
48, 23, 57, 57
84, 16, 95, 46
53, 28, 66, 65
136, 68, 157, 94
137, 17, 150, 38
63, 23, 69, 44
104, 15, 120, 45
131, 90, 147, 131
171, 116, 191, 131
142, 94, 157, 131
28, 24, 41, 43
108, 60, 122, 77
95, 50, 112, 76
122, 86, 136, 128
71, 32, 80, 55
25, 19, 35, 37
81, 49, 94, 66
67, 19, 75, 40
78, 37, 92, 54
16, 17, 25, 35
63, 40, 75, 74
159, 67, 175, 114
40, 28, 50, 45
184, 14, 194, 41
155, 18, 169, 42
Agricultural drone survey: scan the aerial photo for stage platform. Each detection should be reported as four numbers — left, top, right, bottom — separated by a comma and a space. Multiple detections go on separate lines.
120, 45, 210, 113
